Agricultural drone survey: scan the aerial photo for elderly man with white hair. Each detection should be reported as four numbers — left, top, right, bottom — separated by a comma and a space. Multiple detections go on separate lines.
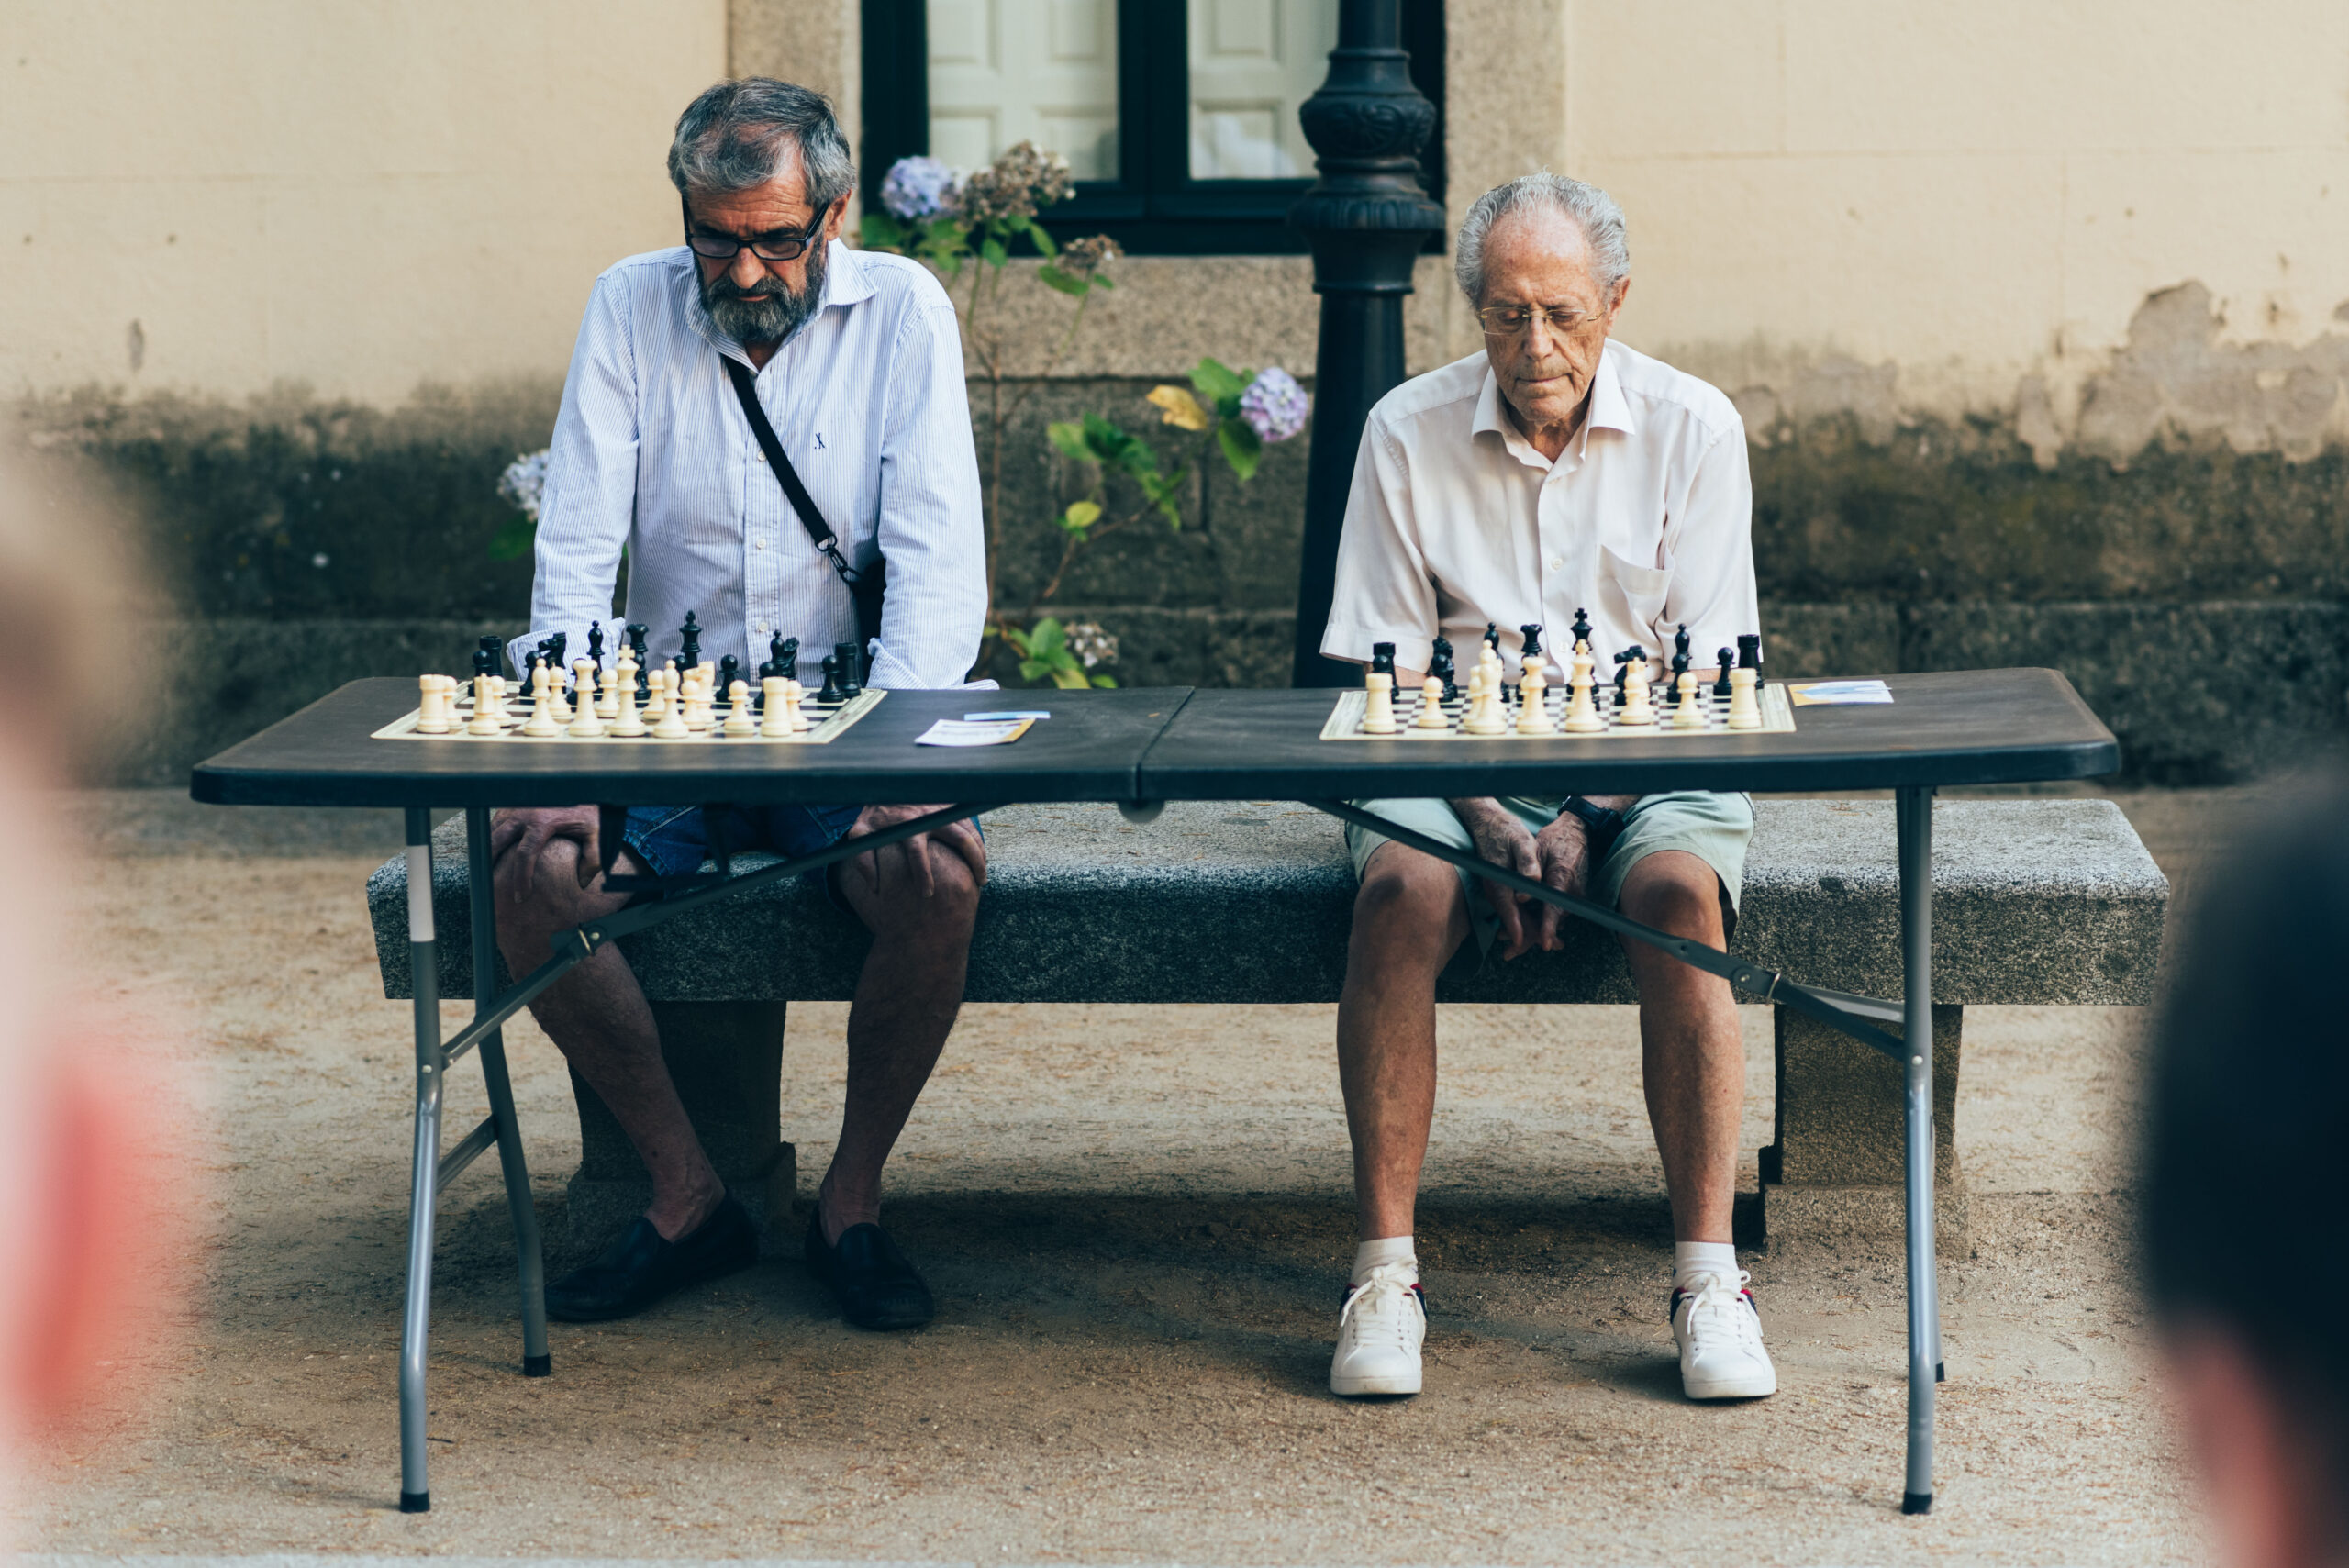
1317, 173, 1772, 1403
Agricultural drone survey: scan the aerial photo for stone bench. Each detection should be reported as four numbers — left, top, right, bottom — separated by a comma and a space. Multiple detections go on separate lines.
368, 798, 2167, 1254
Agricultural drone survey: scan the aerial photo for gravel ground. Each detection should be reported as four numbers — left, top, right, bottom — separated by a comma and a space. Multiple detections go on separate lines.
9, 789, 2227, 1564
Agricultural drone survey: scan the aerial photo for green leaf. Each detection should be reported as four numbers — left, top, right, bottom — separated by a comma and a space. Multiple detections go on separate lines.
488, 516, 536, 562
1080, 412, 1143, 466
980, 235, 1008, 268
859, 212, 907, 251
1018, 657, 1053, 683
1060, 499, 1102, 532
1036, 264, 1088, 296
1028, 617, 1067, 658
1190, 357, 1248, 406
1139, 470, 1183, 526
1022, 217, 1058, 257
1094, 273, 1116, 290
1089, 672, 1119, 688
1049, 664, 1093, 690
1047, 421, 1092, 461
1217, 417, 1264, 483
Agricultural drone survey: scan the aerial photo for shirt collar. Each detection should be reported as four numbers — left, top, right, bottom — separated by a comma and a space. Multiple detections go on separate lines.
1472, 339, 1638, 469
689, 237, 874, 361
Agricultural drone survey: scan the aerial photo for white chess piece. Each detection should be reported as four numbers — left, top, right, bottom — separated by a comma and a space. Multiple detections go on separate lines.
759, 676, 792, 738
597, 658, 624, 720
651, 668, 690, 739
724, 679, 757, 735
467, 673, 501, 735
1673, 671, 1706, 728
684, 668, 715, 732
1518, 659, 1553, 733
416, 673, 451, 734
1621, 660, 1655, 726
1363, 672, 1398, 734
645, 662, 674, 722
1414, 675, 1448, 730
783, 678, 810, 732
1563, 650, 1603, 732
1727, 665, 1762, 729
607, 670, 647, 736
1462, 663, 1508, 735
568, 660, 607, 737
520, 663, 562, 736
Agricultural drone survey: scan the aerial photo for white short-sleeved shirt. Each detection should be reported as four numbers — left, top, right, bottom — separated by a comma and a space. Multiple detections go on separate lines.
1320, 339, 1759, 684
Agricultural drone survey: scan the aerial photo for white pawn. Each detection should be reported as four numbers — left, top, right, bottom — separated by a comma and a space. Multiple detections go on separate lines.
546, 663, 572, 722
1621, 660, 1655, 726
1728, 665, 1762, 729
783, 678, 810, 732
1413, 675, 1449, 730
416, 673, 451, 734
519, 663, 562, 736
724, 679, 757, 736
1672, 671, 1706, 728
467, 673, 501, 736
1363, 672, 1398, 734
1517, 659, 1553, 733
568, 661, 606, 737
683, 669, 713, 732
1563, 650, 1604, 732
759, 676, 792, 738
1462, 663, 1508, 735
651, 668, 690, 739
598, 656, 625, 720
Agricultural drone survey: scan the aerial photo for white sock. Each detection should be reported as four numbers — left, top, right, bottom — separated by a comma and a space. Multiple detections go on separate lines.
1674, 1241, 1741, 1293
1353, 1235, 1417, 1284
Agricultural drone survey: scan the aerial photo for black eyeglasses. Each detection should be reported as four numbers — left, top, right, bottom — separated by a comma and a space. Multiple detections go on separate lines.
682, 204, 828, 262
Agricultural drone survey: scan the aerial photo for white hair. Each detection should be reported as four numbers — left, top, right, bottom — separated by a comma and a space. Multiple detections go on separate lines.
1453, 172, 1630, 303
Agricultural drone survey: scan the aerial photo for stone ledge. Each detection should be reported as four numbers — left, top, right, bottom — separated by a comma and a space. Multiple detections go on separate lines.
368, 798, 2166, 1007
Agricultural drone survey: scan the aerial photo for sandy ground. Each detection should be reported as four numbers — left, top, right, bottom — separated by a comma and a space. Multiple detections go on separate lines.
9, 789, 2233, 1564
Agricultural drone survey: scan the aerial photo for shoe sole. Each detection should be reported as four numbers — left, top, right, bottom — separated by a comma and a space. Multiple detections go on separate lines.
1683, 1371, 1777, 1399
1330, 1370, 1422, 1396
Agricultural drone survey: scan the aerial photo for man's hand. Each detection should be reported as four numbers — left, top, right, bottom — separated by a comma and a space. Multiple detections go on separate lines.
1451, 798, 1543, 960
842, 803, 988, 898
1529, 813, 1596, 953
488, 806, 606, 895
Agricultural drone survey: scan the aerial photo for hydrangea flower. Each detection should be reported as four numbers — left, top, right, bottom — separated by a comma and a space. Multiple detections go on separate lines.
958, 141, 1073, 224
880, 155, 963, 221
497, 449, 550, 521
1238, 367, 1310, 443
1064, 621, 1119, 669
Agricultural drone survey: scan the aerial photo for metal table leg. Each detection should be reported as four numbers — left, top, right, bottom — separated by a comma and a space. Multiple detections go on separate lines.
468, 806, 550, 1378
397, 807, 444, 1514
1898, 785, 1940, 1515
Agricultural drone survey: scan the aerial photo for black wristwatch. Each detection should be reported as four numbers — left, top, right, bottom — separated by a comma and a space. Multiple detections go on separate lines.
1560, 795, 1627, 856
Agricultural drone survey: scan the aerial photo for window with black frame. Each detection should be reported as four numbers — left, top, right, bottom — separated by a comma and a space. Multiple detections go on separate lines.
861, 0, 1443, 256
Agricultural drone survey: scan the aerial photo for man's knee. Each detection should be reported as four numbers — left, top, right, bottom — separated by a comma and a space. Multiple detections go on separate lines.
494, 832, 599, 932
1352, 844, 1466, 962
865, 840, 982, 941
1619, 853, 1726, 941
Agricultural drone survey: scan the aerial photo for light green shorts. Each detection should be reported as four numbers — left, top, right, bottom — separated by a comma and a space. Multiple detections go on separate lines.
1343, 791, 1755, 960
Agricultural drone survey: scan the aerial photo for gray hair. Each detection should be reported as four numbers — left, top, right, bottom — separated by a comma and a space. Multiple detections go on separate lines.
1453, 172, 1630, 303
668, 78, 856, 209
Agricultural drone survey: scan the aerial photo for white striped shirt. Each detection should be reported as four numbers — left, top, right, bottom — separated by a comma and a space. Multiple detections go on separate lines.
523, 239, 986, 690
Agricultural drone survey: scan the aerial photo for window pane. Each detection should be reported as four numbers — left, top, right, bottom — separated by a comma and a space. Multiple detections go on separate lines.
926, 0, 1119, 181
1188, 0, 1337, 180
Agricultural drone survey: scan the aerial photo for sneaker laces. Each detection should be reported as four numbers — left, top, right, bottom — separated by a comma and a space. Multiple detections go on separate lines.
1340, 1262, 1423, 1351
1677, 1270, 1761, 1350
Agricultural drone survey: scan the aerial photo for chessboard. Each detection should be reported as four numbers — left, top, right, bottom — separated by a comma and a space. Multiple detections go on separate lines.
374, 684, 885, 744
1321, 681, 1796, 740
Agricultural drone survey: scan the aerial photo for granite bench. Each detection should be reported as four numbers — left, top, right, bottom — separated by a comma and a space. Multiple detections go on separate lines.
368, 797, 2167, 1255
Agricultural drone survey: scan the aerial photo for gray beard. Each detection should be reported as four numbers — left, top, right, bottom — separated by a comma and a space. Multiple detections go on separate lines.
698, 241, 826, 347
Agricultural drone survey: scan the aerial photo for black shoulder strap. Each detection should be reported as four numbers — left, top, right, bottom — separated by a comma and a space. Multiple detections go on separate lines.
721, 354, 856, 581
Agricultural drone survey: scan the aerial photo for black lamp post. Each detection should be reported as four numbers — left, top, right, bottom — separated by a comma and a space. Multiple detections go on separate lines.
1287, 0, 1445, 687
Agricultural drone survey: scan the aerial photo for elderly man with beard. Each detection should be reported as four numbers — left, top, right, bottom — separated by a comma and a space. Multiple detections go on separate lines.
491, 78, 986, 1331
1317, 173, 1771, 1403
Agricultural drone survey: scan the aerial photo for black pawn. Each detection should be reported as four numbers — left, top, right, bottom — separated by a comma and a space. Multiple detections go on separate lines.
678, 612, 702, 673
817, 653, 843, 705
1430, 637, 1457, 704
1520, 624, 1543, 660
627, 624, 651, 698
1715, 649, 1735, 698
1571, 607, 1592, 649
1484, 622, 1501, 654
718, 654, 740, 707
1667, 647, 1690, 707
1371, 641, 1397, 682
776, 636, 799, 683
586, 621, 604, 664
834, 641, 863, 699
471, 644, 493, 684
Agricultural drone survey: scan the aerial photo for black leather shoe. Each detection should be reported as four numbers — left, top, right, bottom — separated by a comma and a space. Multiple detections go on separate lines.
545, 1195, 758, 1322
805, 1211, 935, 1329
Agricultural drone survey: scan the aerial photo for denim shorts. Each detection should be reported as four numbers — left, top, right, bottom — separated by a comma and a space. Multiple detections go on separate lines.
621, 802, 868, 909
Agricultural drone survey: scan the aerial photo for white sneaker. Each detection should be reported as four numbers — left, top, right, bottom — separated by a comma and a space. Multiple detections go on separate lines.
1330, 1262, 1426, 1396
1671, 1270, 1777, 1399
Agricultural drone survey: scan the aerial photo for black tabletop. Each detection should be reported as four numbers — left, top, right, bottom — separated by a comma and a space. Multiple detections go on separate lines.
191, 669, 2118, 809
1132, 669, 2118, 799
189, 679, 1195, 808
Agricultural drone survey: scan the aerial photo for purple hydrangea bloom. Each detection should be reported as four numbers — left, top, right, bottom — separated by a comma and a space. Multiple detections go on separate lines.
880, 156, 963, 221
497, 449, 550, 521
1238, 366, 1310, 442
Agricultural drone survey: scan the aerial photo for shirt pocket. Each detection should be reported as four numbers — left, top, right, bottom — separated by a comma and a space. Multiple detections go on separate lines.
1599, 543, 1674, 636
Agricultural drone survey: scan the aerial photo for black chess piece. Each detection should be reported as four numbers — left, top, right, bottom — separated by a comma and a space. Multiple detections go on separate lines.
586, 621, 604, 664
1571, 607, 1592, 649
1674, 623, 1691, 662
472, 644, 494, 684
1484, 622, 1501, 653
678, 612, 702, 673
817, 653, 843, 705
1371, 641, 1397, 682
550, 631, 568, 671
776, 636, 799, 683
627, 623, 651, 698
1430, 637, 1457, 703
478, 634, 504, 678
834, 641, 863, 698
1715, 649, 1735, 698
1667, 643, 1691, 707
1737, 632, 1763, 671
1520, 624, 1543, 660
717, 654, 740, 708
1612, 649, 1632, 706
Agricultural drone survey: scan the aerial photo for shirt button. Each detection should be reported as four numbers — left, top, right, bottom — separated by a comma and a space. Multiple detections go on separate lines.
754, 451, 767, 463
755, 539, 768, 550
1547, 555, 1564, 573
755, 621, 768, 634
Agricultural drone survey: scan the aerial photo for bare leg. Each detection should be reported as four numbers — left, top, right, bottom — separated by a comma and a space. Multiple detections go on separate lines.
815, 834, 982, 1242
1336, 843, 1473, 1241
1617, 850, 1745, 1245
493, 832, 722, 1241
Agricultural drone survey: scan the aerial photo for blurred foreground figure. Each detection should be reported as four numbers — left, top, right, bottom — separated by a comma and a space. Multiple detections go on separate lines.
0, 451, 179, 1529
2146, 779, 2349, 1568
